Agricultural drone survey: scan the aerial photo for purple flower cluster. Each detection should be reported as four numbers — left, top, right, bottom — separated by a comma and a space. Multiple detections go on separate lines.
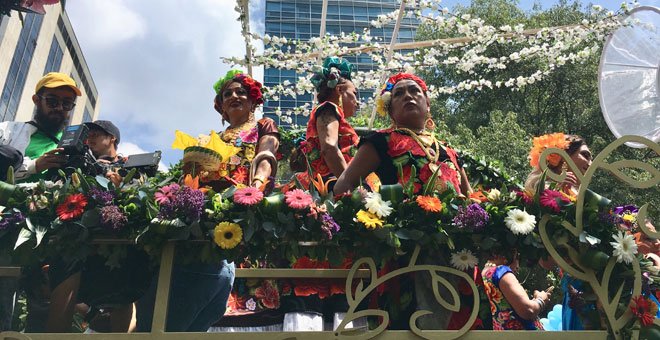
158, 185, 205, 221
453, 203, 489, 231
88, 188, 115, 206
320, 213, 341, 240
613, 204, 639, 215
100, 205, 127, 231
0, 211, 25, 231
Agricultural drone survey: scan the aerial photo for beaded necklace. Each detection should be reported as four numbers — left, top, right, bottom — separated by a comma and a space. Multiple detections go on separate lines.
221, 115, 256, 144
395, 127, 440, 163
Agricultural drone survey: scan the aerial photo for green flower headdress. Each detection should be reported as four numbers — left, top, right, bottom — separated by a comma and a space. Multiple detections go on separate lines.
310, 57, 355, 91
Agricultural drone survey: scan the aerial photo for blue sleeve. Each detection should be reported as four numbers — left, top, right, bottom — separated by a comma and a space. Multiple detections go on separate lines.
492, 265, 513, 288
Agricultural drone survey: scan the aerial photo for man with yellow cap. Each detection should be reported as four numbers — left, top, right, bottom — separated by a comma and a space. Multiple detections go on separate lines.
0, 72, 80, 332
0, 72, 81, 182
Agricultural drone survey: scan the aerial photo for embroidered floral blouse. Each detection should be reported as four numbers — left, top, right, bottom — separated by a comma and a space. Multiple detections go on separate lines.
217, 117, 279, 188
301, 101, 359, 178
482, 265, 544, 331
360, 128, 463, 195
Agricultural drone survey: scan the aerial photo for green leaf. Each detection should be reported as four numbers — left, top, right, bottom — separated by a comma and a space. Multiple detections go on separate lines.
95, 175, 110, 189
243, 223, 255, 242
80, 209, 101, 229
76, 169, 91, 192
395, 229, 424, 240
122, 168, 138, 186
262, 221, 276, 232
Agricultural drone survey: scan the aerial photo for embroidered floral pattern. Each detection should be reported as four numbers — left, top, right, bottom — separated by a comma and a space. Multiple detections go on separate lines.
482, 266, 544, 331
380, 128, 462, 195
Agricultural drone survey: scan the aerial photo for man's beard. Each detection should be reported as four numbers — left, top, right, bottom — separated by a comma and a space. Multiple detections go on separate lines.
34, 107, 69, 135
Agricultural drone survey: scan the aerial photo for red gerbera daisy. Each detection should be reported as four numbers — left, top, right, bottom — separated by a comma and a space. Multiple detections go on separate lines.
56, 193, 88, 221
630, 295, 658, 326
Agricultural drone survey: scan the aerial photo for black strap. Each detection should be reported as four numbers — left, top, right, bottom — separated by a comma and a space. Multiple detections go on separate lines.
26, 121, 60, 144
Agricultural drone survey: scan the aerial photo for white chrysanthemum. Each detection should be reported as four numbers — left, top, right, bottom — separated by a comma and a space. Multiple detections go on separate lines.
487, 189, 501, 202
504, 209, 536, 235
610, 231, 638, 264
450, 249, 478, 271
364, 192, 393, 218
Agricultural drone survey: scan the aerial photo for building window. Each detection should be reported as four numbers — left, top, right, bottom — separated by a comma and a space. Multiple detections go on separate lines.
44, 37, 64, 74
82, 106, 92, 123
0, 13, 44, 121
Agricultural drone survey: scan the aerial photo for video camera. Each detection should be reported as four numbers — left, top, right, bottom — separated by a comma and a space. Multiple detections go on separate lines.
55, 124, 162, 178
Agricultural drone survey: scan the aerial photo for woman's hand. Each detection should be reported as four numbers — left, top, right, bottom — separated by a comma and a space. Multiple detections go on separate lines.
560, 171, 580, 191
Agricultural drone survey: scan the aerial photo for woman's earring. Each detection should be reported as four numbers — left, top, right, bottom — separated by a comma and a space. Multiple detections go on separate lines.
425, 117, 436, 130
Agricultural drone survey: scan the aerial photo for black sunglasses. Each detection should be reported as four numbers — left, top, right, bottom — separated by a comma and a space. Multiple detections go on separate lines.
38, 95, 76, 111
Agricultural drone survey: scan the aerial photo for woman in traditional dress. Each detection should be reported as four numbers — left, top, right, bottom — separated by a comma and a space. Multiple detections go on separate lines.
204, 70, 284, 332
334, 72, 470, 198
334, 73, 473, 330
282, 57, 364, 331
482, 251, 551, 330
300, 56, 359, 183
524, 133, 595, 330
137, 70, 280, 332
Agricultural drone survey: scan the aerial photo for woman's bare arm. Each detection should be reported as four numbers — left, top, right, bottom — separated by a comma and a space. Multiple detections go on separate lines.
498, 272, 550, 320
333, 142, 380, 195
316, 110, 347, 177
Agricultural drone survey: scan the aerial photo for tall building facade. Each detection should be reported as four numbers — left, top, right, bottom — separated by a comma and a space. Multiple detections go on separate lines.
0, 2, 99, 124
263, 0, 417, 128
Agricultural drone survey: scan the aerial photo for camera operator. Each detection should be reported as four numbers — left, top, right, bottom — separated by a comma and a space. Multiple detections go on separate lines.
0, 72, 81, 332
0, 72, 80, 183
84, 120, 126, 186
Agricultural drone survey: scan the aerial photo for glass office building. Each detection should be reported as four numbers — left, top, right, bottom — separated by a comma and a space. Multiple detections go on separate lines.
263, 0, 418, 128
0, 3, 99, 124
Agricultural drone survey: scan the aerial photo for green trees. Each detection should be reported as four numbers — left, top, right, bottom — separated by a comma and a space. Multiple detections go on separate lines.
416, 0, 658, 214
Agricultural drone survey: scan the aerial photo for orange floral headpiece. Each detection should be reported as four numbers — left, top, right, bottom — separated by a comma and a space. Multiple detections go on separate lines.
529, 132, 570, 169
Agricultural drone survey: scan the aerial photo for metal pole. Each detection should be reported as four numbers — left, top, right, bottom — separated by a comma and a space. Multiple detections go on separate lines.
150, 242, 175, 333
368, 0, 407, 129
240, 0, 253, 75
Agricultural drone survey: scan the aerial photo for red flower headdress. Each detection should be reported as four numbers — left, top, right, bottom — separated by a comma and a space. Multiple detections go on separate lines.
213, 69, 264, 105
375, 73, 429, 116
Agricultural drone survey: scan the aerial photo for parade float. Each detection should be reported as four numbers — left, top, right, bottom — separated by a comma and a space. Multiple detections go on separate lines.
0, 0, 658, 339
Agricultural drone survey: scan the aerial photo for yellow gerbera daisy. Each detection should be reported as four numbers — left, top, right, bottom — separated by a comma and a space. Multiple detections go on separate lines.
356, 209, 384, 229
213, 222, 243, 249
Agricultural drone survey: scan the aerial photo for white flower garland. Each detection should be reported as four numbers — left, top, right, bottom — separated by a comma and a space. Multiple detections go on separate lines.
229, 0, 639, 123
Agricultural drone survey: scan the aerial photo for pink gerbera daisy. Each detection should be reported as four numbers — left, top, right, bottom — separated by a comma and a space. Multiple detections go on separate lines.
234, 187, 264, 206
284, 189, 313, 210
540, 189, 571, 213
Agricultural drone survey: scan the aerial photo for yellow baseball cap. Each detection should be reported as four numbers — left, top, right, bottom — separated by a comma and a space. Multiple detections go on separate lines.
35, 72, 82, 96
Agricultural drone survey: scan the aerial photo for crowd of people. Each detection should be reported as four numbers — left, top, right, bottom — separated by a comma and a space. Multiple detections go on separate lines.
0, 57, 656, 334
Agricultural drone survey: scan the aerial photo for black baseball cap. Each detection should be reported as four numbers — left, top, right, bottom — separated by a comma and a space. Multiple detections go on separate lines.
85, 120, 120, 144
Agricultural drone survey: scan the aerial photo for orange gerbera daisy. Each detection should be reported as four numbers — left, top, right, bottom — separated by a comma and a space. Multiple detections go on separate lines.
416, 195, 443, 213
529, 132, 569, 168
469, 191, 488, 203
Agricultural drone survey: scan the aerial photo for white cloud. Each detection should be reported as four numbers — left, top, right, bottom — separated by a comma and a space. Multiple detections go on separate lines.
66, 0, 263, 166
66, 1, 147, 49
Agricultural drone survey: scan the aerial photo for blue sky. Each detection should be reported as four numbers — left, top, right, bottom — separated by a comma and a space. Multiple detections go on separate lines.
65, 0, 659, 167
